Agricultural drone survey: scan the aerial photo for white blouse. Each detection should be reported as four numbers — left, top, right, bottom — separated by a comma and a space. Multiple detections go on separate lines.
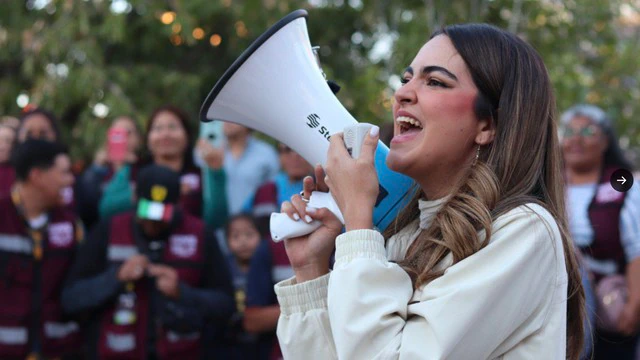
275, 200, 568, 359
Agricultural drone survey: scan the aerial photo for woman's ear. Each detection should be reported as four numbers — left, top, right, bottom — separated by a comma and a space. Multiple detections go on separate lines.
475, 117, 496, 145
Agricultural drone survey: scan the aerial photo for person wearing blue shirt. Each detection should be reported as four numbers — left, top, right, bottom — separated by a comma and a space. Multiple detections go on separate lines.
222, 123, 280, 215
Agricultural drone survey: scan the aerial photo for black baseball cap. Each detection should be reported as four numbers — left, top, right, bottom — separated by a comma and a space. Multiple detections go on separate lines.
136, 165, 180, 221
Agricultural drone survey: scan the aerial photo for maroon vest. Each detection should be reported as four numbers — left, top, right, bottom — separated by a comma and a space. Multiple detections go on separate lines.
98, 212, 205, 360
0, 197, 82, 359
582, 167, 628, 277
0, 164, 15, 199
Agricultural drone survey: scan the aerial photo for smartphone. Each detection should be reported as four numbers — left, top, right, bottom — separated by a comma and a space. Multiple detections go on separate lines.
199, 121, 224, 148
107, 128, 128, 164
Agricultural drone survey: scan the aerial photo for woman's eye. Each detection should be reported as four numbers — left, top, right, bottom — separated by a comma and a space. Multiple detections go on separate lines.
400, 77, 411, 85
427, 78, 447, 87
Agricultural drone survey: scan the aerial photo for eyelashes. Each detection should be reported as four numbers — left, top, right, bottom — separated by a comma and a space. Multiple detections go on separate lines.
399, 76, 449, 88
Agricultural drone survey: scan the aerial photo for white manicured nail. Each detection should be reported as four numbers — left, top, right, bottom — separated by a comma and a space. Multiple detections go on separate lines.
370, 126, 380, 138
293, 213, 300, 221
305, 215, 313, 223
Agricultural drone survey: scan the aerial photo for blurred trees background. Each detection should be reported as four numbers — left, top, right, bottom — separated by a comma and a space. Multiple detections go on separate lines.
1, 0, 639, 164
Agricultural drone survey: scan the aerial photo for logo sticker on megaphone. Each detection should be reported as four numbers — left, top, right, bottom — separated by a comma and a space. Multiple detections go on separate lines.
200, 9, 415, 241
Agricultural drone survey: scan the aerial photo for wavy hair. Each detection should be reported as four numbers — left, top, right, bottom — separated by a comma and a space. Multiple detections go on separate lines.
384, 24, 585, 359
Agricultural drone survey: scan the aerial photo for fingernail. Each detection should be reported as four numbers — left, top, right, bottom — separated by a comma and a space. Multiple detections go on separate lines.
306, 206, 317, 214
293, 213, 300, 221
370, 126, 380, 138
304, 215, 313, 223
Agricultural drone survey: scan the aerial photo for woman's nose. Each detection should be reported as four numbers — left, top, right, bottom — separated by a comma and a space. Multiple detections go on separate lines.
394, 82, 417, 105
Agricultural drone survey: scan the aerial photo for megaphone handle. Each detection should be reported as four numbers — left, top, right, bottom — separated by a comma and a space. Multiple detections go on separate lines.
270, 213, 322, 242
270, 191, 344, 242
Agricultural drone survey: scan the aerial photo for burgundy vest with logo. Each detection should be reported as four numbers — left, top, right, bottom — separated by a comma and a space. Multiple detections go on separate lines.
0, 197, 82, 359
581, 167, 628, 277
98, 212, 205, 360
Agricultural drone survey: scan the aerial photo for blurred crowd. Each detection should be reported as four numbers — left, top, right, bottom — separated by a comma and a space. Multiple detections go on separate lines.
0, 102, 638, 360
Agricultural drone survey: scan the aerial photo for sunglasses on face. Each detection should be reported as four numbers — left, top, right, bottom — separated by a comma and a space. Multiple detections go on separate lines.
561, 125, 599, 139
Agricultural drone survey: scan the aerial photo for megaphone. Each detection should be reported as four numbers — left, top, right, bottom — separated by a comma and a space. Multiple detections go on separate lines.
200, 9, 415, 240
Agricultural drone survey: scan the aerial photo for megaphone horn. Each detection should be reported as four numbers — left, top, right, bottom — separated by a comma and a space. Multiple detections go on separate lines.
200, 10, 414, 240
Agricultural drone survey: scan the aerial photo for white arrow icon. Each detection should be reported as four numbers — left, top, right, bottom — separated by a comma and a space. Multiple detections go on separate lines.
617, 176, 627, 185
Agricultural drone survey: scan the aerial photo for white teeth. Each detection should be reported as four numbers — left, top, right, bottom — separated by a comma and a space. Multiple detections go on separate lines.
396, 116, 423, 128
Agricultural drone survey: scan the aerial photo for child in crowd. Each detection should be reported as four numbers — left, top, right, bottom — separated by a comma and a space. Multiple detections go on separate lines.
224, 213, 263, 359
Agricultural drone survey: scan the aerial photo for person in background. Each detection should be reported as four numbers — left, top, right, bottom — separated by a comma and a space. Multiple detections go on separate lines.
99, 105, 228, 229
16, 108, 61, 143
0, 140, 83, 359
76, 116, 142, 229
222, 123, 280, 215
1, 109, 70, 201
561, 104, 640, 360
221, 213, 262, 359
1, 116, 20, 131
62, 164, 235, 360
0, 124, 17, 198
242, 143, 314, 235
241, 143, 313, 360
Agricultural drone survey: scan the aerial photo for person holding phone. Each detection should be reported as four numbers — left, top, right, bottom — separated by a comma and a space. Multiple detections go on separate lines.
275, 24, 585, 359
76, 116, 142, 229
99, 105, 229, 230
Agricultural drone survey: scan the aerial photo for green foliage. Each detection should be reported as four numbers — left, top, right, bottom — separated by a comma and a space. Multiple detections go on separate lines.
0, 0, 638, 163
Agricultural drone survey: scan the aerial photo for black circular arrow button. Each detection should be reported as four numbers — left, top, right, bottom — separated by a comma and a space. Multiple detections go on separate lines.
610, 169, 633, 193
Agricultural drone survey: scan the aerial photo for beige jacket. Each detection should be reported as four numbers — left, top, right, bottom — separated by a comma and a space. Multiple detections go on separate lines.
275, 200, 568, 360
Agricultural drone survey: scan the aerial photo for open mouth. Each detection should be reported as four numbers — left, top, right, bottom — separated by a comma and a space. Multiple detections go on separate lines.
397, 116, 423, 134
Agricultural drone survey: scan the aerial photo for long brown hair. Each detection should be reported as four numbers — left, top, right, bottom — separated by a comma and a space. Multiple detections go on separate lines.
384, 24, 585, 359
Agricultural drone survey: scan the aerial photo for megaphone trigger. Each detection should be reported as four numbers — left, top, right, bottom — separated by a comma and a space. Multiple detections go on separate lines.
270, 213, 322, 242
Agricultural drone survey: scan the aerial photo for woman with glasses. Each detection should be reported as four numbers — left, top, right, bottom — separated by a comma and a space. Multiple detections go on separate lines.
561, 104, 640, 359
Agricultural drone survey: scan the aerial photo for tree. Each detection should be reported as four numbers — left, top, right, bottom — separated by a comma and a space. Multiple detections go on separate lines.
1, 0, 638, 165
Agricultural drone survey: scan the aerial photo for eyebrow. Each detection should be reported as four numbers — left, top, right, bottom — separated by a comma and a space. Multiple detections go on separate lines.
403, 65, 459, 82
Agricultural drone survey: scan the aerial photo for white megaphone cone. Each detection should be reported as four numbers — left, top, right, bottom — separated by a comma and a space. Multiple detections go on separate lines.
200, 10, 415, 241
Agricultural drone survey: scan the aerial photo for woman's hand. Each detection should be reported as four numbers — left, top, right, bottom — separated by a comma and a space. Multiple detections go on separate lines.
197, 139, 224, 169
281, 165, 342, 283
325, 127, 380, 231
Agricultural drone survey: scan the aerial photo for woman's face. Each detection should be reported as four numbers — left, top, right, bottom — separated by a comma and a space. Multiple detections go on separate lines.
227, 218, 261, 262
147, 111, 188, 159
561, 116, 607, 171
387, 35, 485, 187
18, 114, 57, 143
0, 126, 16, 163
111, 117, 141, 153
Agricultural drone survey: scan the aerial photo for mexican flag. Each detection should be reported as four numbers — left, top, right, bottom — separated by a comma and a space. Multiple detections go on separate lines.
137, 199, 174, 222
